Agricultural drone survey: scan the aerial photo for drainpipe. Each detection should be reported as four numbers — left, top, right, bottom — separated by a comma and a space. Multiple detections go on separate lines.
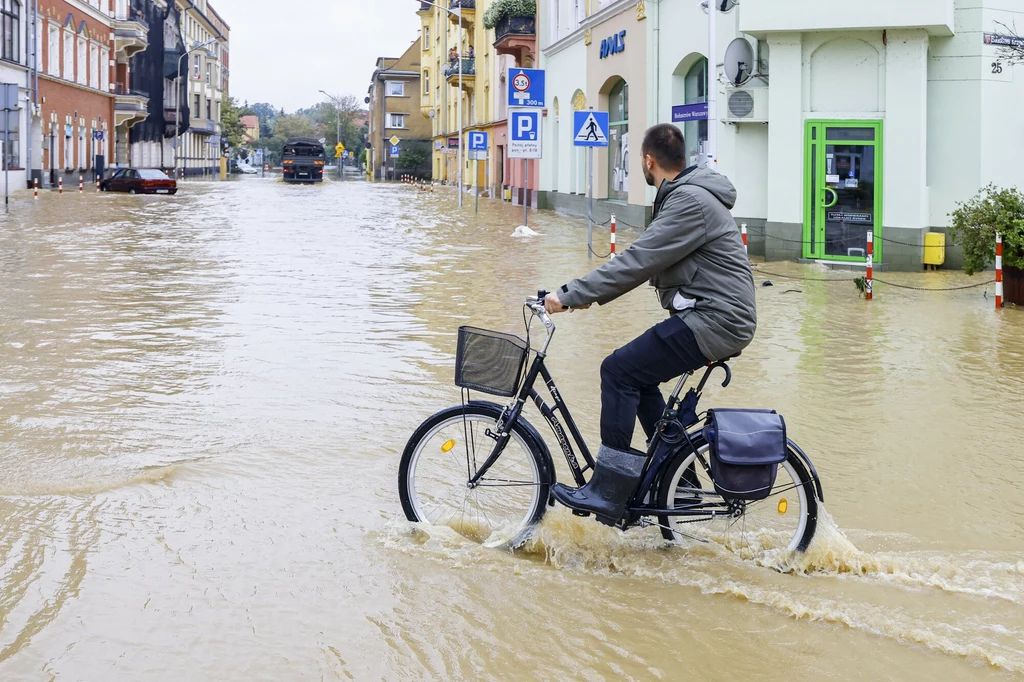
26, 0, 38, 187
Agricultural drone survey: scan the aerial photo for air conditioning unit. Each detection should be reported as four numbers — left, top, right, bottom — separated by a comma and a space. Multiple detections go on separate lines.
724, 87, 768, 123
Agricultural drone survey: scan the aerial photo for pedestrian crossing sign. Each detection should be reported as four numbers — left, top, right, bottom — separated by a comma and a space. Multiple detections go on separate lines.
573, 111, 610, 147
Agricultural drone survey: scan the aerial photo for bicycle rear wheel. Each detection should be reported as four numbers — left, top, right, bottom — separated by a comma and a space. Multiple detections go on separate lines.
398, 402, 553, 548
656, 436, 818, 555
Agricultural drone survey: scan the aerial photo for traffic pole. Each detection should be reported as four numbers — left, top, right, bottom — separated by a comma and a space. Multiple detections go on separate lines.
79, 174, 83, 193
33, 178, 38, 199
996, 233, 1003, 310
866, 230, 874, 301
58, 176, 62, 194
610, 214, 617, 258
741, 223, 748, 258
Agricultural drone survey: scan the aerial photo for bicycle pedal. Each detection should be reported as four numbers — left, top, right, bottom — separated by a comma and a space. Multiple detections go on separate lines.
571, 510, 591, 518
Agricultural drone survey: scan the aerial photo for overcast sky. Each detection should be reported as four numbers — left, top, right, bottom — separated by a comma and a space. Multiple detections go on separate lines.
212, 0, 423, 111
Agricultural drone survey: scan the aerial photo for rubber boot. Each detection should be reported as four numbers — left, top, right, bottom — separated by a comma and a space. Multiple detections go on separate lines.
551, 445, 647, 526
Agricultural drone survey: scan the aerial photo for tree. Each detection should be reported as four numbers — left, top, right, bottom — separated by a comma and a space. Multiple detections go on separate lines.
992, 21, 1024, 66
948, 184, 1024, 275
220, 96, 246, 149
264, 115, 318, 162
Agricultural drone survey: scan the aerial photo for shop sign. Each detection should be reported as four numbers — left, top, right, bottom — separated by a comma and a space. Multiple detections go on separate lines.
827, 211, 872, 224
672, 103, 708, 122
599, 30, 626, 59
447, 137, 459, 148
984, 33, 1024, 48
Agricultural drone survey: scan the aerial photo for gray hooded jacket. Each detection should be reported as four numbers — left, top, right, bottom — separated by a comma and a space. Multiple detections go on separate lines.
559, 168, 756, 361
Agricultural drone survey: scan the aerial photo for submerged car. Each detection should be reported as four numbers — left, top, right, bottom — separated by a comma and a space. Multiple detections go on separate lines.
99, 168, 178, 195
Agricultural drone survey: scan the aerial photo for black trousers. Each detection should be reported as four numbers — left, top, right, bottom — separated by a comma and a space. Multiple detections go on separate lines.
600, 316, 709, 452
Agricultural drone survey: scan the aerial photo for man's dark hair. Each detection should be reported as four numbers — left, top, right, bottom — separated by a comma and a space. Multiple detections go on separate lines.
640, 123, 686, 172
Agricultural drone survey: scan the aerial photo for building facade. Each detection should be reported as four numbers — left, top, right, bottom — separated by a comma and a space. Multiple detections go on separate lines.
416, 0, 540, 204
176, 0, 227, 176
37, 0, 117, 186
0, 0, 33, 193
367, 38, 432, 180
538, 0, 1024, 270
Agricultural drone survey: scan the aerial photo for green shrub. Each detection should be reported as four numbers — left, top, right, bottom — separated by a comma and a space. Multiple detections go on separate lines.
483, 0, 537, 30
948, 184, 1024, 275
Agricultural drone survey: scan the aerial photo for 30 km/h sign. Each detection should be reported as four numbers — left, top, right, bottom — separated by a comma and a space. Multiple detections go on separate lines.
507, 68, 545, 108
508, 109, 542, 159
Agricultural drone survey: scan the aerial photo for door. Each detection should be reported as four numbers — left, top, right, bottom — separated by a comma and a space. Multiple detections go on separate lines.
803, 121, 883, 262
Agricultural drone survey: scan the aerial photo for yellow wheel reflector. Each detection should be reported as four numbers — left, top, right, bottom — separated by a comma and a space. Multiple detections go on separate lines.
778, 498, 788, 515
441, 439, 456, 453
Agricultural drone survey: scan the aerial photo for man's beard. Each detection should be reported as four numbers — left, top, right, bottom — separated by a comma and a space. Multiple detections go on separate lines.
643, 167, 656, 187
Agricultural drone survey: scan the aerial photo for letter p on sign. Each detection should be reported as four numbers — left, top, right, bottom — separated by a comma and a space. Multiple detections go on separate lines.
517, 115, 534, 139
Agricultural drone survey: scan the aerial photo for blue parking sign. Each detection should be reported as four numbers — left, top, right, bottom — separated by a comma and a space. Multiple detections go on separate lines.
468, 131, 488, 151
390, 145, 400, 158
508, 109, 542, 159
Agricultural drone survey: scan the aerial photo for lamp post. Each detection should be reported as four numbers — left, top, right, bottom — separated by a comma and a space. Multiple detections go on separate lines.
417, 0, 464, 208
175, 39, 217, 177
319, 90, 345, 179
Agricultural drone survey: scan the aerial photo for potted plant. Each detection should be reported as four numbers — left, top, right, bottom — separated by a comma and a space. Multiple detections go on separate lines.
483, 0, 537, 30
948, 184, 1024, 304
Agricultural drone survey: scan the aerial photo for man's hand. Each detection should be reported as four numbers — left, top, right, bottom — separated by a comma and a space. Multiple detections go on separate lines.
545, 292, 591, 314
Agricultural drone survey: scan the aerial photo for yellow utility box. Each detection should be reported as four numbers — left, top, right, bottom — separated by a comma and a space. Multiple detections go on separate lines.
923, 232, 946, 267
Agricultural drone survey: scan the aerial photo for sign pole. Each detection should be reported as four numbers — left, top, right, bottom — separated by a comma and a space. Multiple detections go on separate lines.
475, 158, 479, 213
3, 106, 9, 208
523, 159, 529, 227
707, 0, 718, 170
588, 146, 594, 258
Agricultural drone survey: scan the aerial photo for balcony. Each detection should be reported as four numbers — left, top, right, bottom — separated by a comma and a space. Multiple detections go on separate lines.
449, 0, 475, 28
190, 118, 219, 135
493, 15, 535, 62
113, 10, 149, 59
738, 0, 953, 36
444, 57, 475, 89
417, 1, 432, 13
114, 85, 150, 128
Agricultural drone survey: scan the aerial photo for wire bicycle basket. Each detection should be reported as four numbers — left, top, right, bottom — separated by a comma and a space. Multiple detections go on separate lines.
454, 326, 530, 398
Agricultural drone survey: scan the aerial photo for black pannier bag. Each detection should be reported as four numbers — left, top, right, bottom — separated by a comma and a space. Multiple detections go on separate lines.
703, 409, 787, 500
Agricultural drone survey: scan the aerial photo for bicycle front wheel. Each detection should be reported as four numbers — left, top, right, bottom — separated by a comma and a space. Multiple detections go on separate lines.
656, 436, 818, 555
398, 402, 552, 548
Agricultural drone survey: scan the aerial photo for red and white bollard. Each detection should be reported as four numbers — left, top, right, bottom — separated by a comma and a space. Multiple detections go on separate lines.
79, 174, 83, 193
741, 223, 748, 258
58, 177, 63, 194
866, 230, 874, 301
996, 232, 1004, 310
33, 178, 38, 199
610, 214, 617, 258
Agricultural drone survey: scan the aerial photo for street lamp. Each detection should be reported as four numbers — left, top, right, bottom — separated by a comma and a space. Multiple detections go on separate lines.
416, 0, 464, 208
319, 89, 345, 179
175, 38, 217, 178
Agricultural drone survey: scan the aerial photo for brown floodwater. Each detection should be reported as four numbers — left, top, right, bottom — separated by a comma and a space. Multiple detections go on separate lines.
0, 176, 1021, 680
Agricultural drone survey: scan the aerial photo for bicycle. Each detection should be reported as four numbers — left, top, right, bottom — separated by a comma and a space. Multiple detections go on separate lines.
398, 292, 824, 553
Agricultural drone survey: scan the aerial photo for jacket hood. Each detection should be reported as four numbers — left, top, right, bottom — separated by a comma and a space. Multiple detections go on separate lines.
658, 167, 738, 210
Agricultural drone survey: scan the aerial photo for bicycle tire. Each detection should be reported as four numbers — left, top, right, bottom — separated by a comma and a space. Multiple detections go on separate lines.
656, 435, 818, 553
398, 401, 554, 548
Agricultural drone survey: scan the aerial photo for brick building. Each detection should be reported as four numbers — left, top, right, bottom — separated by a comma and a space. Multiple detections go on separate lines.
37, 0, 117, 185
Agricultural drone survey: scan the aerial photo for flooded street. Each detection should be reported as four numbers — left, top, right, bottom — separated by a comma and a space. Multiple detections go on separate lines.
0, 177, 1022, 680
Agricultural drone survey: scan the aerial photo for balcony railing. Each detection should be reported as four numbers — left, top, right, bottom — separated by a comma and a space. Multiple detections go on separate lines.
444, 57, 475, 80
494, 15, 535, 43
114, 9, 150, 31
418, 1, 432, 10
190, 119, 219, 135
114, 84, 150, 98
450, 0, 475, 8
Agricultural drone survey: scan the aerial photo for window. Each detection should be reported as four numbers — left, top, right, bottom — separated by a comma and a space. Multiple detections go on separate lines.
78, 127, 85, 169
100, 47, 108, 91
423, 70, 429, 94
193, 94, 200, 119
683, 59, 708, 167
206, 62, 211, 84
63, 126, 72, 169
193, 54, 200, 79
423, 25, 429, 45
2, 0, 19, 63
388, 113, 405, 128
607, 78, 629, 201
47, 25, 57, 75
89, 43, 98, 88
206, 99, 211, 119
77, 37, 86, 85
387, 81, 404, 97
0, 107, 18, 168
62, 31, 72, 79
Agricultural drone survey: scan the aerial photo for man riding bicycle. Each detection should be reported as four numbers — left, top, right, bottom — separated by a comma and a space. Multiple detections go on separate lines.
544, 123, 757, 526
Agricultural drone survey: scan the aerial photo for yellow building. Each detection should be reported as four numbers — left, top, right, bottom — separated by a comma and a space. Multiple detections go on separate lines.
417, 0, 539, 204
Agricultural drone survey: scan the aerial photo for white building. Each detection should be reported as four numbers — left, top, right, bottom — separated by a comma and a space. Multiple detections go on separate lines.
539, 0, 1024, 270
0, 0, 33, 195
175, 0, 227, 176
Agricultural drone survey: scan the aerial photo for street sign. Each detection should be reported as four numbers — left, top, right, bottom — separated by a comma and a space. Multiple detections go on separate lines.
468, 131, 488, 151
468, 150, 488, 161
573, 111, 610, 147
671, 103, 708, 122
342, 151, 350, 158
389, 135, 401, 147
93, 130, 105, 141
507, 68, 545, 108
390, 145, 401, 158
335, 142, 346, 155
508, 109, 542, 159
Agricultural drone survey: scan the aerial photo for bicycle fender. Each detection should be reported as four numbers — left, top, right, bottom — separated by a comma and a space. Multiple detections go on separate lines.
788, 439, 824, 502
467, 401, 556, 485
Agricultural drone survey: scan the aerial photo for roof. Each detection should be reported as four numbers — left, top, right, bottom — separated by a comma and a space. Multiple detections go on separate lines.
240, 115, 259, 128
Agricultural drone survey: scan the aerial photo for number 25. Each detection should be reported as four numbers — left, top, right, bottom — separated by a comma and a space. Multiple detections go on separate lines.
992, 62, 1004, 74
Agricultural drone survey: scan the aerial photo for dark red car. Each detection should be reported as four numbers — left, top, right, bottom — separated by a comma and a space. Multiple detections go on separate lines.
99, 168, 178, 195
